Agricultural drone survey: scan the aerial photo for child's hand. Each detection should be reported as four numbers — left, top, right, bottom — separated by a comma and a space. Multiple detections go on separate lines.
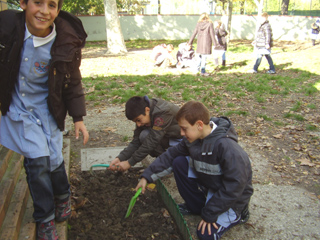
197, 219, 218, 235
74, 121, 89, 145
108, 158, 121, 171
118, 160, 131, 172
135, 178, 148, 194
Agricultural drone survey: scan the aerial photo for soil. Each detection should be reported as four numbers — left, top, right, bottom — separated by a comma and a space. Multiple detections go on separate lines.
67, 168, 182, 240
66, 40, 320, 240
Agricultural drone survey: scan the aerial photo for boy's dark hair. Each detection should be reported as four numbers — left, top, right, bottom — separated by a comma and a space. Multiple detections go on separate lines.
176, 101, 210, 125
125, 96, 150, 120
23, 0, 64, 10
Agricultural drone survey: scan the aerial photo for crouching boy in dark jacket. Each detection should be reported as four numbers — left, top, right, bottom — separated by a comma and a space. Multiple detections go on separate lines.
135, 101, 253, 240
109, 96, 181, 172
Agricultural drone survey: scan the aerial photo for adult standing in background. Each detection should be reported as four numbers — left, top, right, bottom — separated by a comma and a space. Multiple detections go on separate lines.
188, 12, 215, 76
213, 20, 228, 67
249, 12, 276, 74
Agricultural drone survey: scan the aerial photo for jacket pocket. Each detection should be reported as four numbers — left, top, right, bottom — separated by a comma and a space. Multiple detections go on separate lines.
55, 62, 72, 89
0, 41, 20, 66
0, 42, 9, 64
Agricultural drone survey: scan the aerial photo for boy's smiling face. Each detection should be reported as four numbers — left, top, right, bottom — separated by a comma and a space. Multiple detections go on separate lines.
132, 107, 151, 127
20, 0, 60, 37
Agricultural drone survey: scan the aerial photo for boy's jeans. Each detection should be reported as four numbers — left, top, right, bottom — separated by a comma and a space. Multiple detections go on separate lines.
24, 157, 70, 223
253, 50, 275, 71
172, 156, 238, 227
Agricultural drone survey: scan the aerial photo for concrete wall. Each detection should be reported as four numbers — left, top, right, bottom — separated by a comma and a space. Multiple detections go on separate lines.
79, 14, 318, 42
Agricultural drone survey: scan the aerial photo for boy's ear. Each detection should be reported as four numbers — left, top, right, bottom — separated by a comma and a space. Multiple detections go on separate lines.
20, 0, 27, 10
196, 120, 204, 130
145, 107, 150, 115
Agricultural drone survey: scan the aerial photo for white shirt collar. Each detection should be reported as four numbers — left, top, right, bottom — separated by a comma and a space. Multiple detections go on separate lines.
210, 121, 217, 133
24, 23, 57, 47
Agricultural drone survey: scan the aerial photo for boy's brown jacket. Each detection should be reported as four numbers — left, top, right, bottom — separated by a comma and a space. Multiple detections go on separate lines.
0, 10, 87, 130
117, 98, 181, 166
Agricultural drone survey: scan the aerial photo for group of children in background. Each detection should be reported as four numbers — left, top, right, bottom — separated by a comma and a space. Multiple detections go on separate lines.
151, 13, 228, 76
152, 14, 318, 76
151, 12, 279, 76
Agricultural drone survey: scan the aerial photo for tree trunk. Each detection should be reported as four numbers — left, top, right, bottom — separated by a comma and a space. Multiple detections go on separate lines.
281, 0, 290, 15
104, 0, 127, 54
226, 0, 233, 43
254, 0, 264, 15
240, 1, 245, 14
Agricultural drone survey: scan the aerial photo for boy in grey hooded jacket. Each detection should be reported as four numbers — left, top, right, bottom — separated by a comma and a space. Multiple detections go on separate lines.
135, 101, 253, 240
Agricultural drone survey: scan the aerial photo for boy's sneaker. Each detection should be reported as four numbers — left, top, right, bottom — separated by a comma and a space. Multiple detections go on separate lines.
55, 197, 71, 222
248, 69, 257, 73
240, 205, 250, 223
266, 70, 276, 74
37, 220, 59, 240
178, 203, 193, 215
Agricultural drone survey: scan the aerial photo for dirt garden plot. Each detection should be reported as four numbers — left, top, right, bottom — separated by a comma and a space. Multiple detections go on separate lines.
68, 168, 182, 240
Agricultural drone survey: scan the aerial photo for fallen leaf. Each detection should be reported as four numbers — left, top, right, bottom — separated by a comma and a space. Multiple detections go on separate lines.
293, 145, 302, 151
73, 198, 88, 210
70, 210, 78, 219
161, 208, 170, 218
147, 183, 156, 190
256, 117, 264, 123
90, 73, 97, 79
273, 134, 283, 139
263, 142, 272, 148
297, 158, 315, 167
103, 127, 117, 133
308, 152, 319, 159
86, 86, 95, 94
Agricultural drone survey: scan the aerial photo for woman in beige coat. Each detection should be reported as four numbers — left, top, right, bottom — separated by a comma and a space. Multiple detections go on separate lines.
188, 13, 215, 76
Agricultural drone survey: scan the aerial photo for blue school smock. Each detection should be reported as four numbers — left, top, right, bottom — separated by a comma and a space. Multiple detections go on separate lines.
0, 24, 63, 171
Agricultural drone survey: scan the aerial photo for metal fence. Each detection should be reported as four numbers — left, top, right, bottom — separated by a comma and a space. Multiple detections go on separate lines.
1, 0, 319, 17
247, 10, 320, 17
232, 0, 320, 17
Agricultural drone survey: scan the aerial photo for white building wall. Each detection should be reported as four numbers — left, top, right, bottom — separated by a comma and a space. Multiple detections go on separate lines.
78, 14, 317, 42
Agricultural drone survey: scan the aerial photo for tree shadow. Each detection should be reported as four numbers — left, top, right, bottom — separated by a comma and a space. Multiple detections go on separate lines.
275, 62, 293, 71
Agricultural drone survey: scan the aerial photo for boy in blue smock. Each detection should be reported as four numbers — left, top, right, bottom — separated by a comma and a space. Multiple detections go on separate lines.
0, 0, 89, 239
135, 101, 253, 240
